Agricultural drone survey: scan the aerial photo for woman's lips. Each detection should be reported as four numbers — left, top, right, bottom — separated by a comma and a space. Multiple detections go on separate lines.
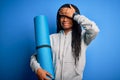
62, 22, 69, 26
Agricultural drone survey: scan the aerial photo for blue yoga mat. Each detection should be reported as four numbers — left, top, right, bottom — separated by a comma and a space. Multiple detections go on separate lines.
34, 15, 54, 79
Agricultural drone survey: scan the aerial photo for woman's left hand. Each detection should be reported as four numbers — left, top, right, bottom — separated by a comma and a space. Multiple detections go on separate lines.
59, 5, 75, 18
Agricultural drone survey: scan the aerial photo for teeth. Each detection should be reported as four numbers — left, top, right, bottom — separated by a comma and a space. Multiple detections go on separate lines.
63, 22, 68, 24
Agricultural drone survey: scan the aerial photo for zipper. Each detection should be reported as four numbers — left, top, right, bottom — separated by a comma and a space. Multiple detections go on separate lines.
61, 36, 66, 80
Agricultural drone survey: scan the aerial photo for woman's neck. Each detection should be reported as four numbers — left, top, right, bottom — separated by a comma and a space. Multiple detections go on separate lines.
64, 29, 72, 35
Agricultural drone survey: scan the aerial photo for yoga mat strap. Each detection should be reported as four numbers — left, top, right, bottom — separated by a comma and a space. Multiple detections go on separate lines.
36, 45, 51, 49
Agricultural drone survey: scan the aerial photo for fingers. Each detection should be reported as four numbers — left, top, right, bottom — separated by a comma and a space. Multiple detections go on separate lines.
59, 8, 71, 18
37, 69, 52, 80
70, 4, 74, 10
70, 4, 76, 13
59, 8, 68, 15
59, 5, 76, 18
46, 72, 53, 79
44, 77, 50, 80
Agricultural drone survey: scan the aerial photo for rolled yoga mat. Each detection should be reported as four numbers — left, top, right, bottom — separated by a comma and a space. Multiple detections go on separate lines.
34, 15, 54, 79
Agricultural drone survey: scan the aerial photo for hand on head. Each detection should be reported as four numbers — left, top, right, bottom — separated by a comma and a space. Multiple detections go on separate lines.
59, 5, 76, 18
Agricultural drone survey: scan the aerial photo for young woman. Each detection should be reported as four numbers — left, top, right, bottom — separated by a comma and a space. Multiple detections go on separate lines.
30, 4, 100, 80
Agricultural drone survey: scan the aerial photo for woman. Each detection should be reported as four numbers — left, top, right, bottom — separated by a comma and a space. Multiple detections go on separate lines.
30, 4, 100, 80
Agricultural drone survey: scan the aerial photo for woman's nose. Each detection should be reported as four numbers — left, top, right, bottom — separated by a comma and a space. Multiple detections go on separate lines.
63, 17, 67, 21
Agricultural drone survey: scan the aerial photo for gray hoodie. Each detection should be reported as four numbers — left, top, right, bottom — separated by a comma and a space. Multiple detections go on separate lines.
30, 15, 100, 80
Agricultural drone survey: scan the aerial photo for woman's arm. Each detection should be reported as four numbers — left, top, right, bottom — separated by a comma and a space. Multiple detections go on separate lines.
30, 54, 52, 80
59, 5, 100, 45
73, 14, 100, 45
30, 54, 41, 73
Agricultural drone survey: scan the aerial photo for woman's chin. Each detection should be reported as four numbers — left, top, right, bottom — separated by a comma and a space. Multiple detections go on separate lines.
63, 26, 72, 30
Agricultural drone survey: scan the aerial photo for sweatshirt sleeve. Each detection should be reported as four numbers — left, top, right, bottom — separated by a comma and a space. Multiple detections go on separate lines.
30, 54, 41, 74
73, 15, 100, 45
30, 35, 54, 74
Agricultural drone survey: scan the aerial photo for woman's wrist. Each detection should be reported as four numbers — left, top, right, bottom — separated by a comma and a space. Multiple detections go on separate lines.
72, 12, 79, 18
37, 68, 42, 74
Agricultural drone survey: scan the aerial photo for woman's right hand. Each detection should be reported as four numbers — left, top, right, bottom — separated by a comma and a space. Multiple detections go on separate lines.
37, 68, 52, 80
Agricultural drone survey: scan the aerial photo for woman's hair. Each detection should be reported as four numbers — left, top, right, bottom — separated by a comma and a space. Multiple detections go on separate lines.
57, 4, 82, 64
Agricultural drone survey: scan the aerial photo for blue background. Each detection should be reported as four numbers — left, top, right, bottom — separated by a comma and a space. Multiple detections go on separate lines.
0, 0, 120, 80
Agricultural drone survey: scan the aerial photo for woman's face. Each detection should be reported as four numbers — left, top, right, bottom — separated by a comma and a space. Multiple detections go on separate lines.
59, 7, 73, 30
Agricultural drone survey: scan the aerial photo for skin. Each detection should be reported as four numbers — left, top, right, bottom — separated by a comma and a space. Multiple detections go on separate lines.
59, 5, 75, 35
36, 68, 52, 80
36, 5, 76, 80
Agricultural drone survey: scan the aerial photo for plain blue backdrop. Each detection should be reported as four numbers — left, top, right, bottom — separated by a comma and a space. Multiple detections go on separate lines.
0, 0, 120, 80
